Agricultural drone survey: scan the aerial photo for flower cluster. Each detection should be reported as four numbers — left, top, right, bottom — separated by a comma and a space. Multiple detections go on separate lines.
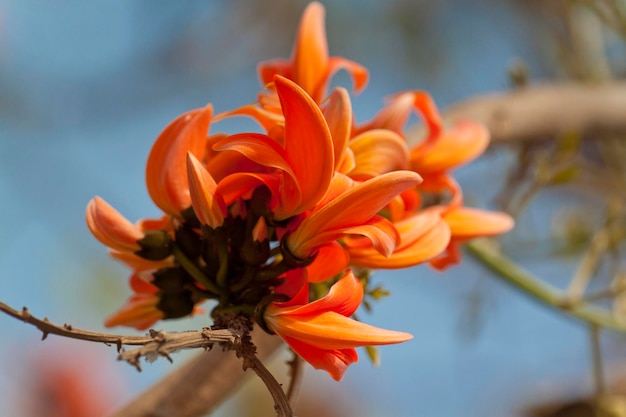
86, 2, 513, 380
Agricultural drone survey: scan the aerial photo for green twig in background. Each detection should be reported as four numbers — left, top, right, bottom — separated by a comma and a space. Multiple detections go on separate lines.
466, 238, 626, 332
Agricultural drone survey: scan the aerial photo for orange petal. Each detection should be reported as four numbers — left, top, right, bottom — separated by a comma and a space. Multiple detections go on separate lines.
275, 75, 334, 218
281, 270, 363, 317
349, 129, 409, 180
291, 1, 329, 100
287, 171, 421, 258
325, 56, 369, 97
306, 242, 350, 283
104, 293, 163, 330
443, 207, 514, 239
186, 153, 226, 228
214, 104, 284, 133
357, 91, 441, 138
410, 120, 489, 174
347, 212, 451, 269
86, 197, 143, 253
266, 310, 412, 350
146, 105, 212, 216
281, 334, 358, 381
322, 87, 353, 172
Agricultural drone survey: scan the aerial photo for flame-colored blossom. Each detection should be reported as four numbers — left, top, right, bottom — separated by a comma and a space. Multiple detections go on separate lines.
264, 271, 412, 380
258, 1, 368, 103
86, 1, 514, 382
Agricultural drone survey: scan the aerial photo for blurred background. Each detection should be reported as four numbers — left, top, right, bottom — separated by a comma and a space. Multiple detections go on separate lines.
1, 1, 626, 416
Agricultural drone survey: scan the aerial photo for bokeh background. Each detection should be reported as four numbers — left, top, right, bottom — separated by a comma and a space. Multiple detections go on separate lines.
1, 1, 625, 416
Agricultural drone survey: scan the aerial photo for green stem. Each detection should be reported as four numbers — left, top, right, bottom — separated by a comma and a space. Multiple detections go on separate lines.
173, 246, 222, 295
466, 238, 626, 332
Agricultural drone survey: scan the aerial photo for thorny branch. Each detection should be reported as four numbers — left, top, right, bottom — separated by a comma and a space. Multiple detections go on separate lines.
0, 301, 244, 369
0, 301, 292, 417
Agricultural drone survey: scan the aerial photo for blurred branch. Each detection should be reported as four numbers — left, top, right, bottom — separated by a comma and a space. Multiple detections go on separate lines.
440, 82, 626, 144
466, 239, 626, 332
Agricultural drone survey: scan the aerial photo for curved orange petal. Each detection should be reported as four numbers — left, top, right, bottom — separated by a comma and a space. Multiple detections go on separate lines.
287, 171, 421, 258
86, 197, 143, 253
275, 75, 334, 218
325, 56, 369, 97
349, 128, 409, 180
291, 1, 329, 100
305, 242, 350, 283
357, 91, 441, 138
277, 271, 362, 317
281, 334, 358, 381
322, 87, 353, 172
443, 207, 514, 239
216, 172, 280, 207
347, 212, 451, 269
410, 120, 489, 174
186, 153, 226, 228
146, 105, 212, 216
214, 104, 284, 133
267, 310, 412, 350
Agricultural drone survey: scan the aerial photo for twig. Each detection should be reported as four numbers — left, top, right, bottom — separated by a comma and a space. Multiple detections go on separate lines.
245, 354, 293, 417
233, 317, 294, 417
0, 301, 244, 368
107, 330, 284, 417
466, 239, 626, 332
286, 352, 304, 406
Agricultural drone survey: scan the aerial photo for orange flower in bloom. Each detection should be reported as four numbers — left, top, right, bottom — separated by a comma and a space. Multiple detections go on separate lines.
215, 75, 334, 220
264, 270, 412, 381
258, 2, 368, 103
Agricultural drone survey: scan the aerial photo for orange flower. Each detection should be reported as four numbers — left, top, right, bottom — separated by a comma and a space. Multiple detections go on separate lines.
258, 2, 368, 103
215, 76, 335, 220
264, 270, 412, 381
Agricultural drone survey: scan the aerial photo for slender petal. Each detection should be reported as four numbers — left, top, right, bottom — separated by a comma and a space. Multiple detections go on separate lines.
410, 120, 490, 174
86, 197, 143, 253
443, 207, 515, 239
322, 88, 353, 172
257, 2, 367, 102
348, 129, 409, 180
305, 242, 350, 283
186, 153, 226, 228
